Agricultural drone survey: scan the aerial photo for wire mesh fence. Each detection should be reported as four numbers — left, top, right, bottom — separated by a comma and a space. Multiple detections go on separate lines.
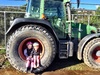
0, 11, 25, 49
0, 11, 100, 49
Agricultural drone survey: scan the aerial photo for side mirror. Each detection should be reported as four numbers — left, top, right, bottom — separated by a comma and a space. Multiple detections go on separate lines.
77, 0, 80, 8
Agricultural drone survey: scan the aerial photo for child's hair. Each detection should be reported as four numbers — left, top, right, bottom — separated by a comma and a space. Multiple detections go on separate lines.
33, 42, 39, 47
26, 41, 32, 46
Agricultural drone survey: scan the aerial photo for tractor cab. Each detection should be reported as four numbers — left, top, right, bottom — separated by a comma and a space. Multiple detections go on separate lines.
25, 0, 40, 18
25, 0, 68, 38
25, 0, 66, 19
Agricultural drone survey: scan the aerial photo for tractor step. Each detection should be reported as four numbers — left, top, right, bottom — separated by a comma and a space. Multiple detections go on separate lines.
59, 39, 74, 59
59, 40, 68, 59
59, 40, 68, 44
59, 50, 68, 59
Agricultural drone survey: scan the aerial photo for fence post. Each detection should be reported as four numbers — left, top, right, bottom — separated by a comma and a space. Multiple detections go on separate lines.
4, 11, 6, 49
88, 14, 90, 25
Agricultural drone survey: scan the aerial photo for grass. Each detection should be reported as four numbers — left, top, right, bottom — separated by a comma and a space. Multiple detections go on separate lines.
4, 60, 11, 67
0, 49, 11, 67
0, 49, 6, 55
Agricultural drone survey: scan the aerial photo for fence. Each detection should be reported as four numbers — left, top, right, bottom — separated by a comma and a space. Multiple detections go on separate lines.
0, 11, 100, 49
0, 11, 25, 49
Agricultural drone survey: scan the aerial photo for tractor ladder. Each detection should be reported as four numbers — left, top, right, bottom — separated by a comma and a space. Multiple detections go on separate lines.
59, 39, 73, 59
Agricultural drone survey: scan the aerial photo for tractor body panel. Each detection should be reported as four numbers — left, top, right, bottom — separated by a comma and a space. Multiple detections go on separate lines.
70, 23, 97, 39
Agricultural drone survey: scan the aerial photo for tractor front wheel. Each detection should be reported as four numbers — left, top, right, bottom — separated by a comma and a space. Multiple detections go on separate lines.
83, 38, 100, 68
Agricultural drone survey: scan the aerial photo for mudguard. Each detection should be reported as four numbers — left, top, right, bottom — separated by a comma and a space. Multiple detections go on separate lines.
77, 33, 100, 60
6, 18, 59, 41
6, 18, 51, 34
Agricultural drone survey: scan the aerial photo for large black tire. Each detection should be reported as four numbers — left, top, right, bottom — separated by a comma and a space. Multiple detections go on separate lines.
6, 25, 56, 73
83, 38, 100, 68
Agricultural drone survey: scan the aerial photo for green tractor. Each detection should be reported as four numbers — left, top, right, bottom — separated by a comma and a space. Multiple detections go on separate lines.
6, 0, 100, 73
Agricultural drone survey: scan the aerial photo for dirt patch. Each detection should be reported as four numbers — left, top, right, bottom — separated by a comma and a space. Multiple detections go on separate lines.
0, 55, 100, 75
42, 70, 100, 75
0, 68, 35, 75
0, 68, 100, 75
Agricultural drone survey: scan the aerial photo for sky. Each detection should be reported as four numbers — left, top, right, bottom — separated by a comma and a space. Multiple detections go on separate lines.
0, 0, 100, 10
71, 0, 100, 10
0, 0, 26, 6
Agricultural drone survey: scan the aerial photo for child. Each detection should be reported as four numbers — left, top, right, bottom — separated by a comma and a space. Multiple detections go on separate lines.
24, 41, 33, 72
30, 42, 41, 72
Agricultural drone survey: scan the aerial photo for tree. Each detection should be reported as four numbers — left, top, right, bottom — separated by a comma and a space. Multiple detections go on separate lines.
90, 7, 100, 28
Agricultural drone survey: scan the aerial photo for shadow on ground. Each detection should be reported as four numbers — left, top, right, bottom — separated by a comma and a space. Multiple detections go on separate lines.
45, 53, 82, 72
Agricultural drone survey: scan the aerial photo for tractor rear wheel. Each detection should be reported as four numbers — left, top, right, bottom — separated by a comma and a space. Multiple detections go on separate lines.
83, 38, 100, 68
6, 25, 56, 73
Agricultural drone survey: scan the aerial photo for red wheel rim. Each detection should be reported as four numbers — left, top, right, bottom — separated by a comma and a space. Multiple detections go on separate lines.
92, 46, 100, 63
18, 37, 44, 60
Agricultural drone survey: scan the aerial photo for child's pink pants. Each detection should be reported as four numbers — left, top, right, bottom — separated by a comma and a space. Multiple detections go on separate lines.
26, 57, 34, 68
33, 55, 40, 68
26, 56, 40, 68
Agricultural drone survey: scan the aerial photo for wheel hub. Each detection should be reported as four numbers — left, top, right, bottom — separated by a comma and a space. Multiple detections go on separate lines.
96, 51, 100, 57
92, 47, 100, 63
